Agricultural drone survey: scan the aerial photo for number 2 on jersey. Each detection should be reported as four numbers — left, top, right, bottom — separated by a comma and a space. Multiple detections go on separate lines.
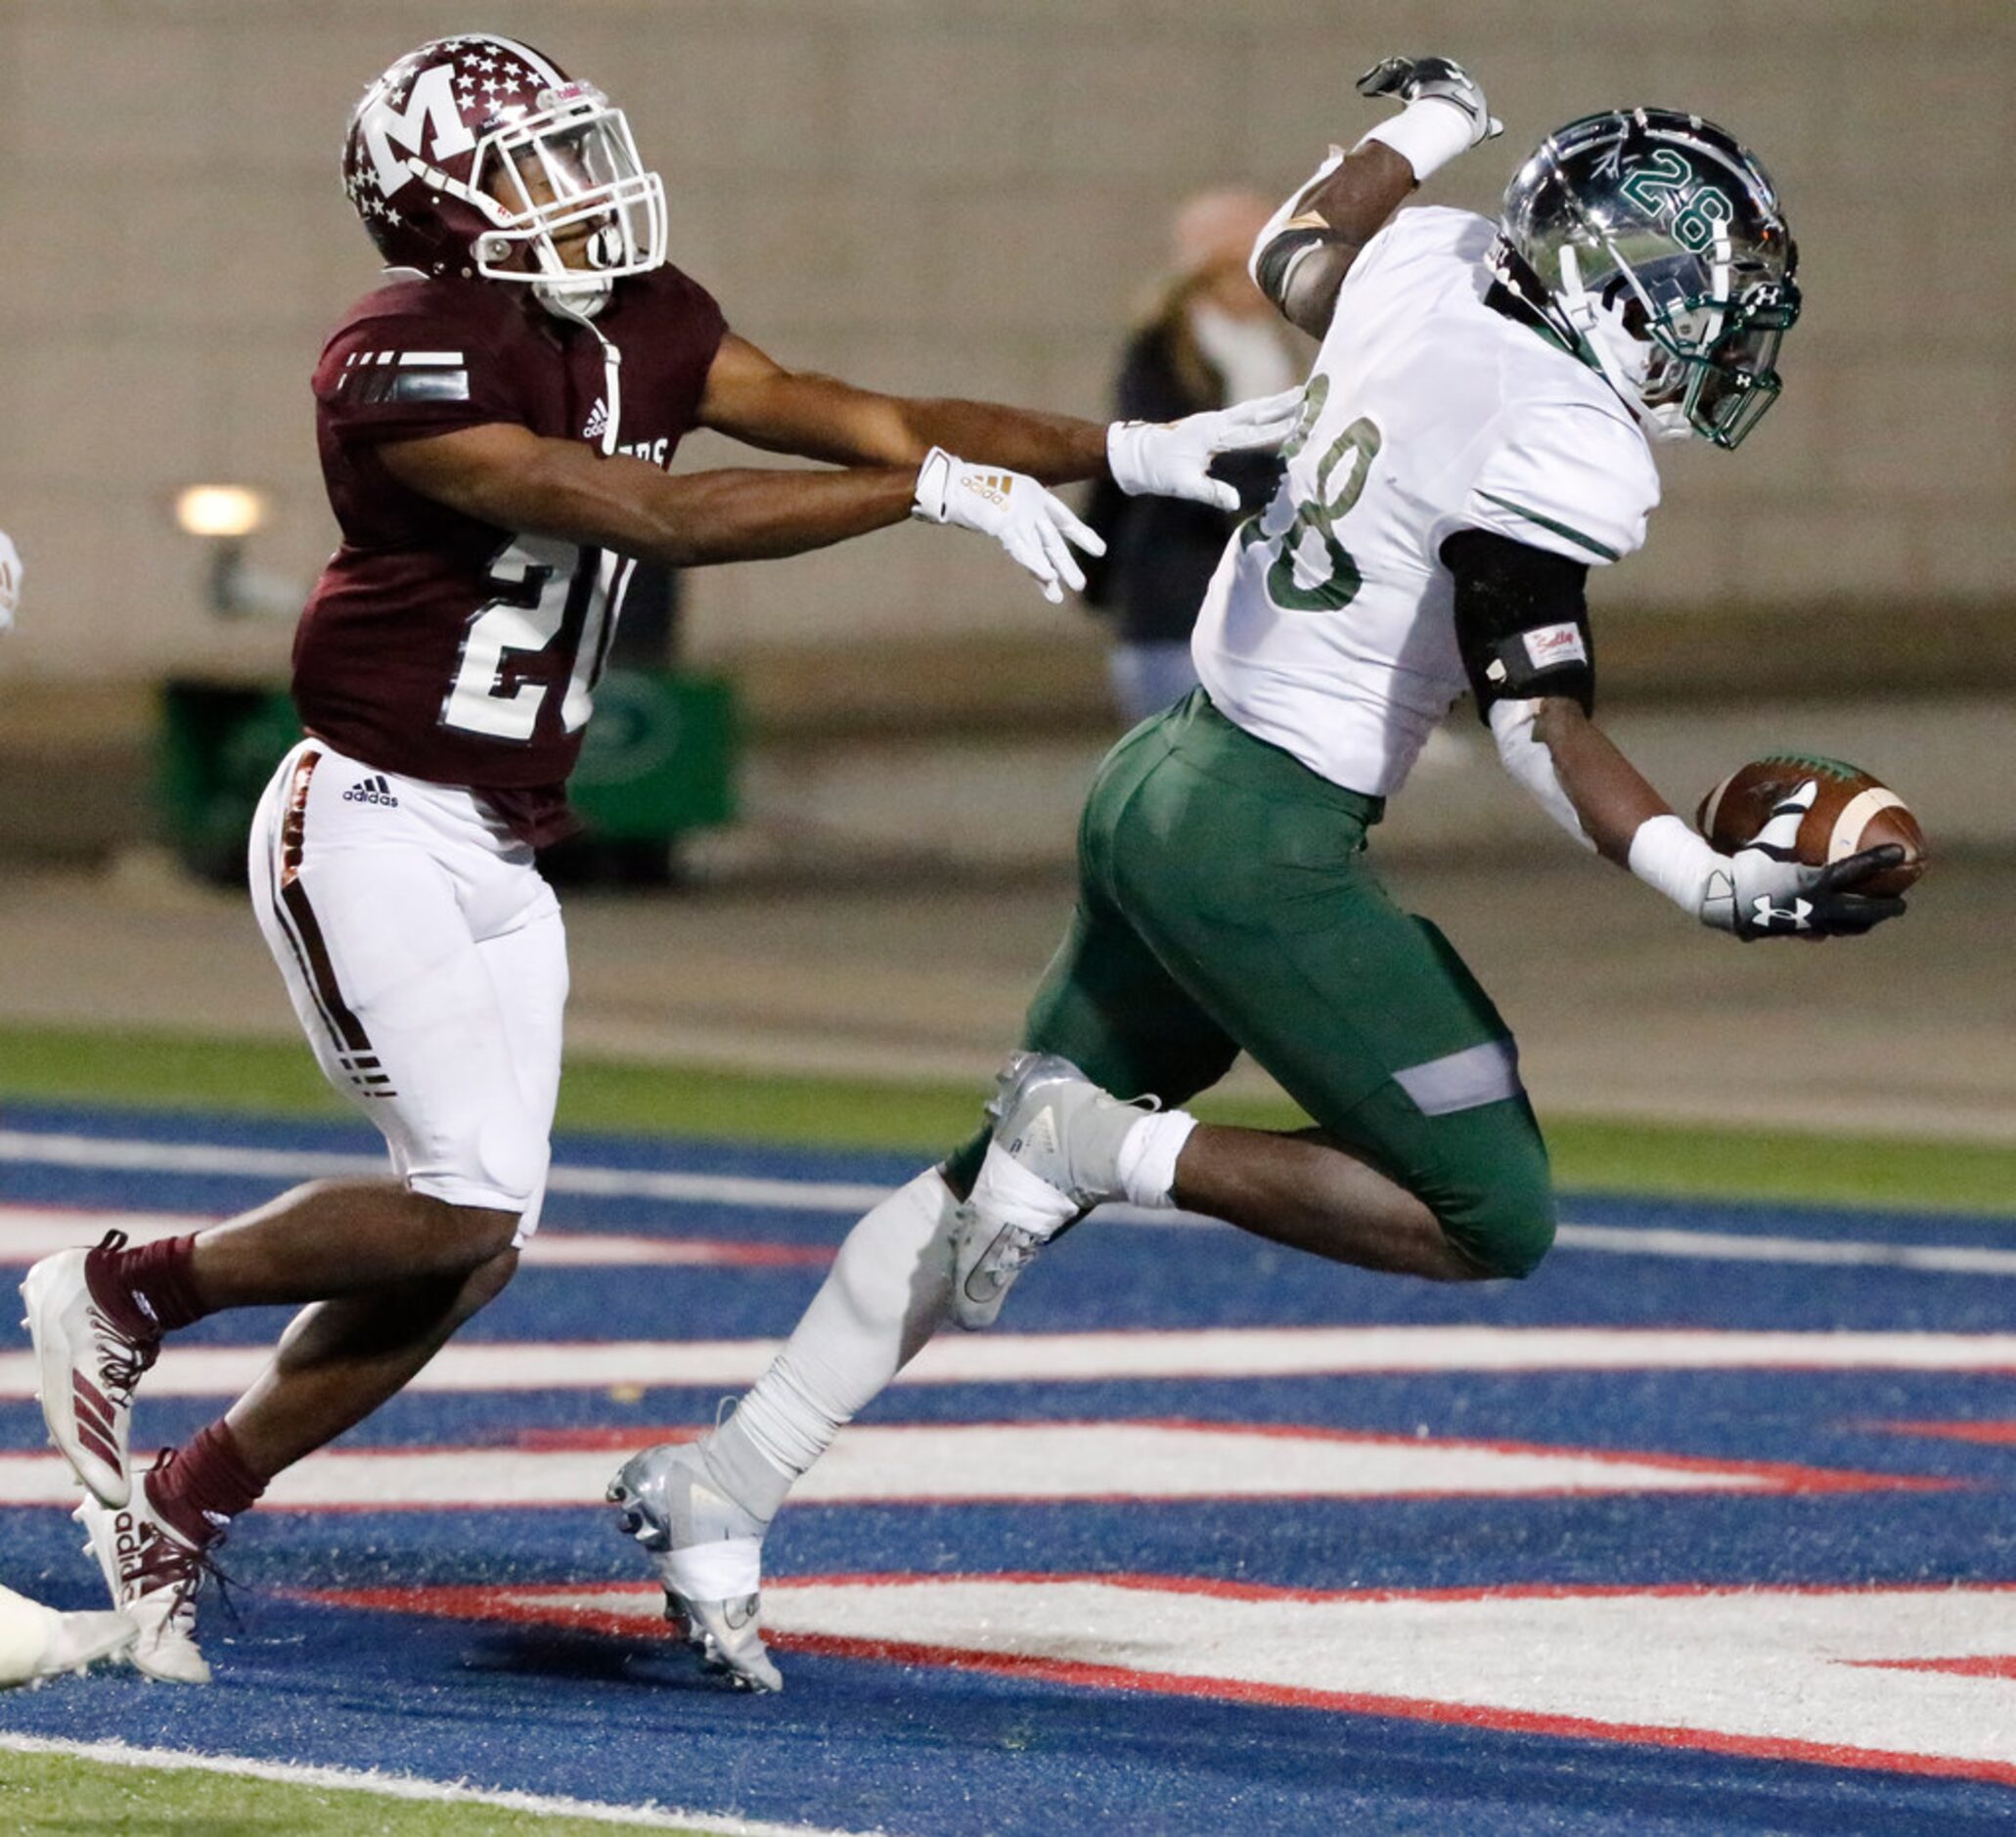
441, 536, 621, 741
1249, 377, 1384, 613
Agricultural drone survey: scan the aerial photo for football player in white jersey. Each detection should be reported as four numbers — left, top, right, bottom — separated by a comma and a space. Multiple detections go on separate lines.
607, 57, 1907, 1692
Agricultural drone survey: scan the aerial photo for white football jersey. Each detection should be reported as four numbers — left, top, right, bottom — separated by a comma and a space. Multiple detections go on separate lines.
1192, 206, 1661, 799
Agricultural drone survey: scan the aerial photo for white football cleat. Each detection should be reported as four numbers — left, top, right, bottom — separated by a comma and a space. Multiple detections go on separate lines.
76, 1480, 214, 1685
22, 1233, 160, 1508
0, 1584, 134, 1687
951, 1052, 1149, 1329
607, 1442, 782, 1694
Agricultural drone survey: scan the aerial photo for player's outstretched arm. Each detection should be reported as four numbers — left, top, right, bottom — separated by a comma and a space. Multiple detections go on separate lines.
696, 335, 1107, 484
695, 335, 1300, 513
1252, 56, 1501, 338
379, 422, 1100, 603
1528, 700, 1906, 941
1443, 529, 1904, 941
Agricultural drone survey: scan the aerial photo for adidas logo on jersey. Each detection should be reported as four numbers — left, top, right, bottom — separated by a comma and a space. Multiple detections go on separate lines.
341, 775, 399, 807
582, 399, 608, 442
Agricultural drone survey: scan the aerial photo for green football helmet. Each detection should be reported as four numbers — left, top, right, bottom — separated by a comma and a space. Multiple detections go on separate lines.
1496, 108, 1801, 449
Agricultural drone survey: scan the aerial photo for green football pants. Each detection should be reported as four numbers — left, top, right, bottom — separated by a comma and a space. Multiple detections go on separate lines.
951, 690, 1555, 1279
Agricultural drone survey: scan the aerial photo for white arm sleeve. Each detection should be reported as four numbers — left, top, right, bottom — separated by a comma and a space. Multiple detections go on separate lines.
1489, 698, 1594, 851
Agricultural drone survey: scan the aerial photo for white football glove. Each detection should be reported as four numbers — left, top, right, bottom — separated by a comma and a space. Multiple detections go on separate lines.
912, 449, 1105, 605
1106, 389, 1306, 514
0, 529, 21, 635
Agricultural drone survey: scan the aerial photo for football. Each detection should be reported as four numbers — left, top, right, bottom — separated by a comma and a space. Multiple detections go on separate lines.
1696, 754, 1927, 898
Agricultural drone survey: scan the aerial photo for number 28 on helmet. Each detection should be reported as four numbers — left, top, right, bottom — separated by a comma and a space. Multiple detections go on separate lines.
341, 34, 667, 318
1496, 109, 1801, 449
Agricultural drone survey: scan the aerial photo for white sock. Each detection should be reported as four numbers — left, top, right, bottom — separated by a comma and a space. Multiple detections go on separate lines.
717, 1168, 958, 1510
1115, 1109, 1198, 1209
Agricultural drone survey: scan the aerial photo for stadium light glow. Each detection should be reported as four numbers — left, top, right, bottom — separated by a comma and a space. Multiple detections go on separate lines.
174, 485, 270, 540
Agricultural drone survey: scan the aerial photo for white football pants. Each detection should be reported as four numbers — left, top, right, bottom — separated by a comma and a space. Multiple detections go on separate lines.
248, 740, 567, 1242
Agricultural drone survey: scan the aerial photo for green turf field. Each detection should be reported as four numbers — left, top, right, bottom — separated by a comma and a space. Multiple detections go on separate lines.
1, 1021, 2009, 1215
0, 1745, 724, 1834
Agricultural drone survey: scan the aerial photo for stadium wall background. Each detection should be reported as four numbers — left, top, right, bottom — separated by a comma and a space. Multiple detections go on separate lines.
0, 0, 2007, 710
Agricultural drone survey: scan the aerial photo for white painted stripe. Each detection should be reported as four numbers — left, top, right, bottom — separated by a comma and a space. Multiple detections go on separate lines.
4, 1130, 2010, 1275
0, 1424, 1817, 1511
0, 1733, 862, 1834
0, 1208, 827, 1271
397, 351, 466, 365
749, 1578, 2016, 1774
0, 1131, 888, 1214
1, 1326, 2012, 1402
1555, 1222, 2016, 1276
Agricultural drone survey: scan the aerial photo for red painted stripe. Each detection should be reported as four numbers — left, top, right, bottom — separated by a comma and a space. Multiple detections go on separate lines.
1874, 1420, 2016, 1447
1852, 1654, 2016, 1680
300, 1577, 2016, 1788
514, 1426, 704, 1453
490, 1420, 1949, 1498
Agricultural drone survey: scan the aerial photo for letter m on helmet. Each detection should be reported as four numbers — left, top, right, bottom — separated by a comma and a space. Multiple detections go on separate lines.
361, 64, 474, 196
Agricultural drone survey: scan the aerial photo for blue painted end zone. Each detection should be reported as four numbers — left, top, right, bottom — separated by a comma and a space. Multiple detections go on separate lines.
1, 1101, 2012, 1833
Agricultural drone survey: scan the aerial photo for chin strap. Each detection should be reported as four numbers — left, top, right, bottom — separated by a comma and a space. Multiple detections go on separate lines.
541, 291, 623, 457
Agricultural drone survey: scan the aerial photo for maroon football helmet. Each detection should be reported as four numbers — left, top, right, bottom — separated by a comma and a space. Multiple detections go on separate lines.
340, 34, 666, 313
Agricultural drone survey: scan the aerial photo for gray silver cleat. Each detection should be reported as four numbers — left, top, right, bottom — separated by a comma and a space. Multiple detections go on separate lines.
951, 1052, 1152, 1330
606, 1442, 783, 1694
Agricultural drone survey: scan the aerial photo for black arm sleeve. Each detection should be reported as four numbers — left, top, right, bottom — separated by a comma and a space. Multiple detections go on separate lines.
1440, 527, 1595, 721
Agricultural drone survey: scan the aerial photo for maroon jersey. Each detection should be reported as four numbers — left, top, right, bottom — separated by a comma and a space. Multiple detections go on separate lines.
294, 265, 727, 843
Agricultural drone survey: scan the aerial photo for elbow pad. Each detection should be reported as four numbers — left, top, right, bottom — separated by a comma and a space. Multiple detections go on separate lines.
1253, 228, 1337, 314
1247, 148, 1347, 305
1444, 528, 1595, 720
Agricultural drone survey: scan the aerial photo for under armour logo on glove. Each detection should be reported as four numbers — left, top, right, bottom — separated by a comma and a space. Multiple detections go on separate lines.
1748, 893, 1814, 934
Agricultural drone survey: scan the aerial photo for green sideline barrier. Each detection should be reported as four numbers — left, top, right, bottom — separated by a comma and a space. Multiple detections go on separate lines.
157, 672, 738, 879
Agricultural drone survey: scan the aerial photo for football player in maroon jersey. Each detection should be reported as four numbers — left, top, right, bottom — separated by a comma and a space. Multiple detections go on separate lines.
19, 32, 1301, 1683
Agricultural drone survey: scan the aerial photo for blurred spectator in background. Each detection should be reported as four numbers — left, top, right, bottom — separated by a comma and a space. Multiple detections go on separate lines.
1081, 189, 1301, 725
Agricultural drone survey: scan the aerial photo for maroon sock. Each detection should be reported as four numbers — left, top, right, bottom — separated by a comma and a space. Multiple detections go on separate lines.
146, 1421, 266, 1548
85, 1233, 208, 1339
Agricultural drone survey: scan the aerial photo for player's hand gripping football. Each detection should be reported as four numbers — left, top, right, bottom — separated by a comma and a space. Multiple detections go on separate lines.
1701, 779, 1908, 941
912, 449, 1106, 605
1106, 389, 1308, 514
0, 528, 21, 635
1356, 55, 1503, 152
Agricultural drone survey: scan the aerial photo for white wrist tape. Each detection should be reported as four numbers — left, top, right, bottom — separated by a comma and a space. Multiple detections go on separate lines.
1359, 99, 1475, 182
1488, 699, 1594, 852
1628, 813, 1723, 915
